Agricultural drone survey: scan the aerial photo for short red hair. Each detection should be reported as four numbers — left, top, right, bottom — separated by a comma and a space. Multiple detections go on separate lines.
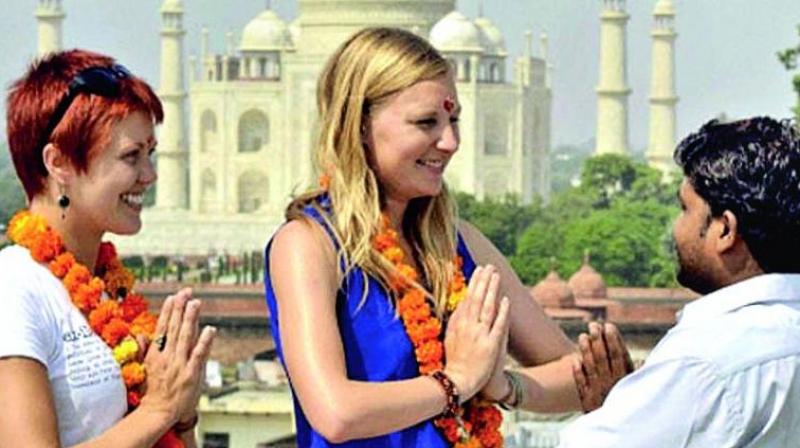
6, 49, 164, 199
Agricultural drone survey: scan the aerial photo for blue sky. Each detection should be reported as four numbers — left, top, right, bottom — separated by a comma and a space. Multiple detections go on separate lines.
0, 0, 798, 149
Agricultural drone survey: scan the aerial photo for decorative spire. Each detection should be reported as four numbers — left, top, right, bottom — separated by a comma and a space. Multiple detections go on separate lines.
647, 0, 678, 175
540, 32, 549, 61
478, 0, 484, 18
226, 30, 235, 56
36, 0, 65, 57
154, 0, 188, 210
524, 29, 533, 58
595, 0, 631, 155
201, 26, 210, 58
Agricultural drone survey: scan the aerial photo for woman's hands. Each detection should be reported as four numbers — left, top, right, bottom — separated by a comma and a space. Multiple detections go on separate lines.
443, 265, 510, 402
572, 321, 633, 412
139, 289, 217, 425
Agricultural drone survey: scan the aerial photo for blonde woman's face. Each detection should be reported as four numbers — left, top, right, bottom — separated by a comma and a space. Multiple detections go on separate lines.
364, 75, 460, 203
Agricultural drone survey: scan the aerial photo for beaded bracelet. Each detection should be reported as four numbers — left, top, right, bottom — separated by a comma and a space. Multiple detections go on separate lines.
430, 370, 460, 417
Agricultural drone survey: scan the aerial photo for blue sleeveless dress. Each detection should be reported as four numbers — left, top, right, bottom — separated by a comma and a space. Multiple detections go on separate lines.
264, 197, 477, 447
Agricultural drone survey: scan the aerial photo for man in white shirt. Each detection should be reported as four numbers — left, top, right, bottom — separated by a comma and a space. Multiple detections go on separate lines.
560, 117, 800, 447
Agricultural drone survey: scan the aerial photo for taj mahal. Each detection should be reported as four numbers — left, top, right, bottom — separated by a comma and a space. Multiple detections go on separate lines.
32, 0, 678, 256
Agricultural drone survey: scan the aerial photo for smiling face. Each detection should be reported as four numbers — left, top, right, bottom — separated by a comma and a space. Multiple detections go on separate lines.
363, 75, 460, 204
67, 110, 157, 237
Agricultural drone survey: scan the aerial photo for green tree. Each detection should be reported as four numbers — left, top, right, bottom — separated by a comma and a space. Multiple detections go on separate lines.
778, 24, 800, 120
559, 199, 676, 287
513, 154, 680, 287
455, 192, 541, 256
0, 146, 27, 228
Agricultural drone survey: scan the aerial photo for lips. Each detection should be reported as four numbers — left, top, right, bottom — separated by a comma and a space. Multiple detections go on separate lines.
416, 158, 444, 168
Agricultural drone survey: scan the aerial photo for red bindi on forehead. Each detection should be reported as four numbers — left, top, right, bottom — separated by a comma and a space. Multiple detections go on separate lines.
443, 96, 455, 113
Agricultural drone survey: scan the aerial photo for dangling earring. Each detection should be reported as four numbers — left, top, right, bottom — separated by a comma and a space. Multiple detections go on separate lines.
58, 185, 70, 220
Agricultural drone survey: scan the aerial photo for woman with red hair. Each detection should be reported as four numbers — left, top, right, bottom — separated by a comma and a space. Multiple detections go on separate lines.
0, 49, 215, 447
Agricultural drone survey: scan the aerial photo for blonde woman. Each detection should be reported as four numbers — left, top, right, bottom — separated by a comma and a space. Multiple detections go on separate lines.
265, 27, 629, 447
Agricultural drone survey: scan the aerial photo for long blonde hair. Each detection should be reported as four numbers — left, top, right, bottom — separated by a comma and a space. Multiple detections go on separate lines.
287, 27, 459, 315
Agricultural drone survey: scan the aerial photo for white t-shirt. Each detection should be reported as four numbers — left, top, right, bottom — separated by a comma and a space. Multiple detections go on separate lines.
0, 245, 127, 446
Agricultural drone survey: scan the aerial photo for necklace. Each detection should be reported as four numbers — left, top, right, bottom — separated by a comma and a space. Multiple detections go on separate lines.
373, 213, 503, 448
7, 210, 183, 448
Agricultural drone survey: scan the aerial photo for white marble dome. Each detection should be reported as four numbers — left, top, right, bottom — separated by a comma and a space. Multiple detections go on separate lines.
160, 0, 183, 12
474, 16, 506, 55
240, 9, 292, 52
429, 11, 486, 52
654, 0, 675, 15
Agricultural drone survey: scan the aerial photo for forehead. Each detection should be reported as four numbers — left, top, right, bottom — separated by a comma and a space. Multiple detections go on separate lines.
679, 178, 709, 209
384, 76, 458, 109
109, 111, 156, 145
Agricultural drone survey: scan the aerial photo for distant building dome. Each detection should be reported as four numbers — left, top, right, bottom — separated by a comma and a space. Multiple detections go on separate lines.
160, 0, 183, 12
531, 271, 575, 309
474, 16, 506, 55
568, 254, 607, 300
653, 0, 675, 15
429, 11, 486, 53
240, 9, 292, 52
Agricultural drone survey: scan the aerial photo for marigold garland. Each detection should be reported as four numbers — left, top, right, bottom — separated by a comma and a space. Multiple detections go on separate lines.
373, 213, 503, 448
7, 210, 182, 448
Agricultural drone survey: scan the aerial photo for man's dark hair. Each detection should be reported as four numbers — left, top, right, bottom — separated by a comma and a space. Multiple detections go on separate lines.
674, 116, 800, 273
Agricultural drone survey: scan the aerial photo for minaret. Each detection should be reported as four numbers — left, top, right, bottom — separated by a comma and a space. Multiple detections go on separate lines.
36, 0, 65, 57
646, 0, 678, 174
155, 0, 188, 210
595, 0, 631, 155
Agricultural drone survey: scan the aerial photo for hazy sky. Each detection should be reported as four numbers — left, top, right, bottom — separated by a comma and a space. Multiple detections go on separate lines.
0, 0, 798, 149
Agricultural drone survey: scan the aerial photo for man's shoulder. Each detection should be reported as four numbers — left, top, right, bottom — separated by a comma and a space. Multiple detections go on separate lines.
650, 302, 800, 375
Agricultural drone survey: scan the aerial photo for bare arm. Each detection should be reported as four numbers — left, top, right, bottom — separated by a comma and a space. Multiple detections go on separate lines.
458, 220, 582, 412
0, 358, 171, 448
0, 292, 215, 448
269, 219, 508, 443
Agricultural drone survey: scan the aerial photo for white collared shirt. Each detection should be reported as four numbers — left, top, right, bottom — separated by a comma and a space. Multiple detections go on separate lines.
559, 273, 800, 448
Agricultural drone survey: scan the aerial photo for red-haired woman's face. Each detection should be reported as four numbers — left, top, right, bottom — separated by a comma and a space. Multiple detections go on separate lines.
67, 110, 157, 236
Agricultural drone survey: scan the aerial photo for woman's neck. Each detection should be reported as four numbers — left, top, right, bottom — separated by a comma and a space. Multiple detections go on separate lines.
29, 197, 102, 272
383, 196, 408, 231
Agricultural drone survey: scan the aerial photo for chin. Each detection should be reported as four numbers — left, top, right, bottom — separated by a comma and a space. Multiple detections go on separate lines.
109, 220, 143, 236
676, 268, 718, 295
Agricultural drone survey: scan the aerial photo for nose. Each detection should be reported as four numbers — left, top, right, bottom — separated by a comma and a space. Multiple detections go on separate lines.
140, 156, 158, 186
437, 122, 459, 154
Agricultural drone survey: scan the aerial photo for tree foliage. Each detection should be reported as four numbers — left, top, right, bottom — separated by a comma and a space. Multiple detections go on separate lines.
460, 154, 680, 287
778, 24, 800, 121
0, 145, 26, 229
455, 192, 541, 256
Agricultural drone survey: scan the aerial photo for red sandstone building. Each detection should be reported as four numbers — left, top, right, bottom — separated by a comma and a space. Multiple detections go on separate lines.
138, 257, 697, 367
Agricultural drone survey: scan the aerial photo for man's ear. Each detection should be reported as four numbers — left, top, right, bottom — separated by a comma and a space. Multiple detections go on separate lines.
714, 210, 739, 254
42, 143, 75, 185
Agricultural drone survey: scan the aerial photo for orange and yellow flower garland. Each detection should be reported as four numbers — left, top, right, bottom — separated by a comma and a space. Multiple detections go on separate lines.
6, 210, 183, 448
373, 214, 503, 448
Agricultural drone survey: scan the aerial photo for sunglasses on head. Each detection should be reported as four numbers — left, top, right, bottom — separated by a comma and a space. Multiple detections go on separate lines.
37, 63, 131, 154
